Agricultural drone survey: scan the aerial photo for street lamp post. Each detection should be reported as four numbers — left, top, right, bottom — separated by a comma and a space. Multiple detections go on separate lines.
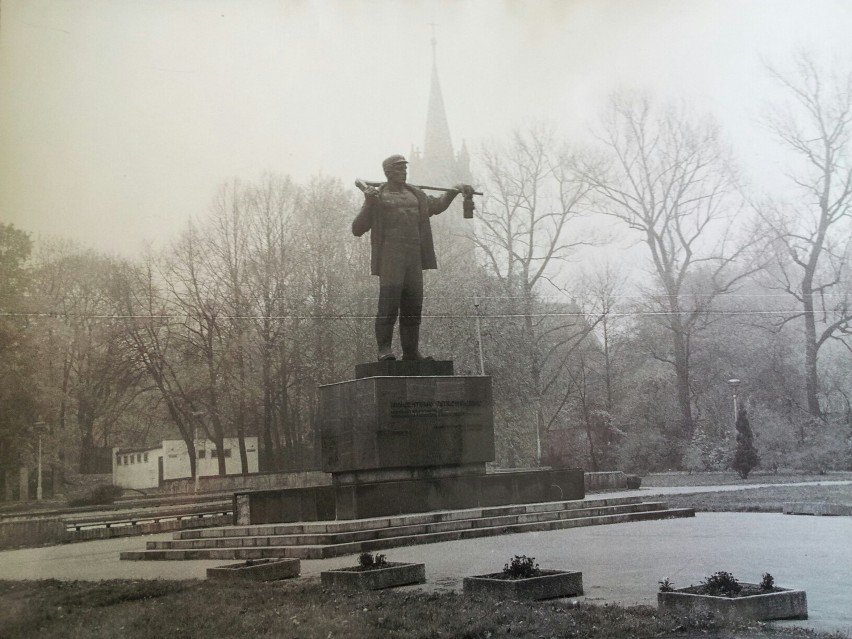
194, 421, 199, 494
727, 379, 741, 423
34, 421, 46, 501
473, 293, 485, 376
190, 411, 205, 494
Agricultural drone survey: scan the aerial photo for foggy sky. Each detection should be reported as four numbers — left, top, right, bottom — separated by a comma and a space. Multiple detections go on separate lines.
2, 0, 852, 257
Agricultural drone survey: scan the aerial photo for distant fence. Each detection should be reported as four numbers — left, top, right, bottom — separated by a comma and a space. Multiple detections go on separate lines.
63, 512, 234, 542
158, 470, 330, 496
0, 505, 235, 550
584, 471, 640, 491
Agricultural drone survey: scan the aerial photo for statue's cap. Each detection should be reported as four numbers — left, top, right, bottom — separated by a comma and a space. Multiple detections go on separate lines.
382, 154, 408, 172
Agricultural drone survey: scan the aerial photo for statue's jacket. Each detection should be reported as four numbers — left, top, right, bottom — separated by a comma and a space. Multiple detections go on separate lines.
352, 182, 454, 276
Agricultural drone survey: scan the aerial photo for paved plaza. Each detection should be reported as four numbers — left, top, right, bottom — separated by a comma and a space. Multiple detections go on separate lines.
1, 509, 850, 635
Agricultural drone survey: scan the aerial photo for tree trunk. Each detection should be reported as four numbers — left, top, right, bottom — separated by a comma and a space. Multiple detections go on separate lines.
236, 344, 249, 475
668, 297, 694, 441
673, 339, 693, 437
802, 282, 822, 419
261, 342, 275, 471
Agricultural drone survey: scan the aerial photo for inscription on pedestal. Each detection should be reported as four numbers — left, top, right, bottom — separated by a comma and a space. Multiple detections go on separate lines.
389, 400, 482, 419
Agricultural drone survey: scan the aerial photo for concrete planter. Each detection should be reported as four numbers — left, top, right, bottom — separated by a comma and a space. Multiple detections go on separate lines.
658, 585, 807, 621
463, 570, 583, 600
207, 558, 300, 582
321, 562, 425, 590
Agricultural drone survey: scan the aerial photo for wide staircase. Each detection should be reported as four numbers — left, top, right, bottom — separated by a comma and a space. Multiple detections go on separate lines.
120, 495, 693, 561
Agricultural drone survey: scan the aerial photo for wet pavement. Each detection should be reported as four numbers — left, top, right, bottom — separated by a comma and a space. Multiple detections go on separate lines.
1, 511, 850, 635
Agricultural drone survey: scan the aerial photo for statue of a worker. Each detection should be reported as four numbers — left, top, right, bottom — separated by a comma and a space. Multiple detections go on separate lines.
353, 154, 474, 361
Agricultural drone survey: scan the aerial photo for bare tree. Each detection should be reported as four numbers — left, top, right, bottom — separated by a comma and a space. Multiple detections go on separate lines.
34, 246, 144, 472
163, 223, 233, 476
475, 125, 599, 463
207, 179, 253, 474
575, 93, 755, 446
576, 262, 631, 416
243, 174, 300, 470
112, 252, 205, 479
759, 53, 852, 420
0, 224, 40, 467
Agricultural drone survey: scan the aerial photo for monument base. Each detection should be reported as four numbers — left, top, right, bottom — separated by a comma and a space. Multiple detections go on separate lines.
231, 361, 582, 526
233, 468, 585, 525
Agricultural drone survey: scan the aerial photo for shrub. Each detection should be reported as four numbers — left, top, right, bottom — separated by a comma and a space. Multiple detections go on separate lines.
67, 484, 123, 507
502, 555, 540, 579
616, 427, 672, 474
731, 407, 759, 479
625, 474, 642, 489
684, 425, 732, 472
357, 552, 387, 569
658, 578, 675, 592
760, 572, 775, 591
701, 571, 741, 597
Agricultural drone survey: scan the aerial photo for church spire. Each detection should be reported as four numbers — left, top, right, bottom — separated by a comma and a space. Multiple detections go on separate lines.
423, 29, 454, 164
408, 26, 471, 189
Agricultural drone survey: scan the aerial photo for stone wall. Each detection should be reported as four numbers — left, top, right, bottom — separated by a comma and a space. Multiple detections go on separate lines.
585, 470, 630, 492
158, 470, 330, 496
0, 518, 66, 550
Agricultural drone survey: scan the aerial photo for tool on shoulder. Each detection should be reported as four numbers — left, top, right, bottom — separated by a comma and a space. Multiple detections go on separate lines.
355, 179, 481, 218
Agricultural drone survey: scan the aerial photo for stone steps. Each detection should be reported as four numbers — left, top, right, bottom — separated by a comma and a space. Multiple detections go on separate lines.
145, 501, 667, 550
120, 497, 694, 561
179, 496, 647, 538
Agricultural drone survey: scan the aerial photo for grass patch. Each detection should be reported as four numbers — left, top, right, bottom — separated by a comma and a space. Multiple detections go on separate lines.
642, 471, 852, 488
0, 579, 845, 639
663, 483, 852, 512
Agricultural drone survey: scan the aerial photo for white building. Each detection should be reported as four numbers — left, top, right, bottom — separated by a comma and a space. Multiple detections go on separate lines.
112, 445, 161, 490
113, 437, 259, 489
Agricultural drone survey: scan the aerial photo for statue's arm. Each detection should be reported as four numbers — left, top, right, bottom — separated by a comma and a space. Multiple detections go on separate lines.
352, 199, 375, 236
427, 184, 474, 216
427, 189, 460, 216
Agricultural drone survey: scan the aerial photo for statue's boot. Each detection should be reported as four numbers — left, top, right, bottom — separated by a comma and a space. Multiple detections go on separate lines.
400, 325, 432, 361
376, 322, 396, 361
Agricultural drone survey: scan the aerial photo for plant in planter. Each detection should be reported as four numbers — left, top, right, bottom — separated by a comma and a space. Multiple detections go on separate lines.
207, 558, 300, 582
463, 555, 583, 601
657, 570, 807, 621
320, 552, 425, 591
503, 555, 540, 579
358, 552, 387, 569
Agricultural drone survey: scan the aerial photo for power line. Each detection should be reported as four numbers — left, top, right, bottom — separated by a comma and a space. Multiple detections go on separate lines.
2, 309, 849, 321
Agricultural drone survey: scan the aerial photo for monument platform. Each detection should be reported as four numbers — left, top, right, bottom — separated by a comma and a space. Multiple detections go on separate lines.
235, 359, 582, 526
355, 359, 454, 378
234, 467, 584, 523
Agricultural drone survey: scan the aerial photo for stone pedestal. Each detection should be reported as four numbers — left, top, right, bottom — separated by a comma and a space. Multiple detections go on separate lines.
232, 360, 584, 524
319, 372, 494, 478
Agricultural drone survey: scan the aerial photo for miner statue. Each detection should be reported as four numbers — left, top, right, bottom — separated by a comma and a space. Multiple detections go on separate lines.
353, 154, 476, 361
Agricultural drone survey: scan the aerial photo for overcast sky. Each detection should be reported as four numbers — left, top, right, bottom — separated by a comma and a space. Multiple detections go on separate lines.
3, 0, 852, 257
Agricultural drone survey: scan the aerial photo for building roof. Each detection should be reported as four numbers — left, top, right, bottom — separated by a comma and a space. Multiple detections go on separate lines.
115, 445, 160, 455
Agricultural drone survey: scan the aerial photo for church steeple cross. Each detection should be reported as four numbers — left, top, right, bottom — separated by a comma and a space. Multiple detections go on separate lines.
429, 20, 438, 63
